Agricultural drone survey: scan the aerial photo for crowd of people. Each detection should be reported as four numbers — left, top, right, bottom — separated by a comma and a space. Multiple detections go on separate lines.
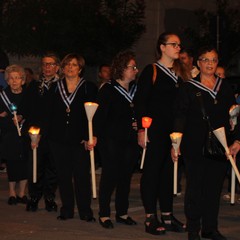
1, 32, 240, 240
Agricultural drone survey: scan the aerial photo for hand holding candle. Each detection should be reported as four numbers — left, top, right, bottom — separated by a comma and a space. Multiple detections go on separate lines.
229, 105, 240, 130
28, 126, 40, 183
9, 103, 21, 136
213, 127, 240, 204
140, 117, 152, 169
84, 102, 99, 199
170, 132, 183, 195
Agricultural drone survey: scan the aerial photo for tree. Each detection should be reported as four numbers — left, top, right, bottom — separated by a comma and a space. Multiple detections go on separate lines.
181, 0, 240, 66
1, 0, 145, 65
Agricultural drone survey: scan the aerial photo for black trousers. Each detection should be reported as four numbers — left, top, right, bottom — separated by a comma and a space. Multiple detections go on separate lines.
98, 137, 139, 217
49, 141, 93, 219
140, 135, 173, 214
28, 138, 57, 200
184, 155, 228, 233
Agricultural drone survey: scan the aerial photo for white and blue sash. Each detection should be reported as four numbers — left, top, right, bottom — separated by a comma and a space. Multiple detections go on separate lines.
57, 78, 85, 112
188, 77, 222, 100
0, 90, 12, 112
114, 82, 137, 105
155, 62, 179, 85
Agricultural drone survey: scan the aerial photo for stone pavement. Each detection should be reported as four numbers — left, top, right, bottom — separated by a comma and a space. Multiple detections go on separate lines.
0, 170, 240, 240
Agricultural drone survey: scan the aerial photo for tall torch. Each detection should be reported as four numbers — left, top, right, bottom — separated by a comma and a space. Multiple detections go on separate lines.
9, 103, 21, 136
229, 105, 240, 204
170, 132, 183, 195
84, 102, 99, 199
140, 117, 152, 169
28, 126, 40, 183
213, 127, 240, 205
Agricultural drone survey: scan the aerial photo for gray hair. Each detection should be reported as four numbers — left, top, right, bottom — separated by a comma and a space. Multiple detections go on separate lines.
5, 64, 26, 82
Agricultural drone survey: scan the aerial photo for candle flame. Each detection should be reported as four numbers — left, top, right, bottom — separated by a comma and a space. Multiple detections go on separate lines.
170, 132, 183, 144
29, 126, 40, 135
142, 117, 152, 128
84, 102, 98, 107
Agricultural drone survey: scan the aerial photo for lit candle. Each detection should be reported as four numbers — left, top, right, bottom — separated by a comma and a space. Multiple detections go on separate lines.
28, 126, 40, 183
84, 102, 99, 199
213, 127, 240, 205
170, 132, 183, 195
140, 117, 152, 169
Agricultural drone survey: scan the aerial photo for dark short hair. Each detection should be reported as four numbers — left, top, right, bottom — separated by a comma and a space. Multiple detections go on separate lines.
111, 50, 136, 80
42, 52, 60, 66
99, 64, 111, 72
197, 46, 218, 59
180, 48, 194, 58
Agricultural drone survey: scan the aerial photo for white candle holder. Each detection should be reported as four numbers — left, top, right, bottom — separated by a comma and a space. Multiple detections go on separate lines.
170, 132, 183, 195
84, 102, 99, 199
28, 126, 40, 183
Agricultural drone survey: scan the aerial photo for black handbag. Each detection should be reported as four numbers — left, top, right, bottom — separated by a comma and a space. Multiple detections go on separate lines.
196, 92, 226, 161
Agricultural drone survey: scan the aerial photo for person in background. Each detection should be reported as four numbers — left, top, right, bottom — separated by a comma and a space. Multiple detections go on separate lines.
98, 64, 111, 88
179, 48, 199, 78
215, 65, 226, 79
94, 51, 139, 229
0, 65, 28, 205
47, 53, 97, 221
172, 46, 237, 240
22, 52, 60, 212
24, 68, 36, 87
217, 65, 240, 203
175, 48, 200, 196
134, 32, 186, 235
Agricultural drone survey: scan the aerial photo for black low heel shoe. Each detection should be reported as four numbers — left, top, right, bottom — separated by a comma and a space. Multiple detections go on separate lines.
57, 215, 74, 221
145, 214, 166, 235
161, 214, 186, 233
45, 198, 58, 212
80, 215, 96, 222
201, 230, 227, 240
17, 195, 28, 204
26, 197, 39, 212
99, 218, 114, 229
116, 215, 137, 225
8, 196, 17, 205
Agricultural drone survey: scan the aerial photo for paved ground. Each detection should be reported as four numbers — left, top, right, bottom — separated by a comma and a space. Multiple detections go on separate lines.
0, 170, 240, 240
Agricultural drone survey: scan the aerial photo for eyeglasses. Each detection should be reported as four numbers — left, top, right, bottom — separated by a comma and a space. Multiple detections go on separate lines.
42, 62, 57, 67
8, 76, 23, 80
65, 63, 80, 67
127, 65, 138, 71
163, 42, 182, 49
198, 58, 218, 64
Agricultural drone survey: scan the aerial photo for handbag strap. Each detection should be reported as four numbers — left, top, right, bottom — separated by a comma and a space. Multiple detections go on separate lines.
195, 91, 212, 127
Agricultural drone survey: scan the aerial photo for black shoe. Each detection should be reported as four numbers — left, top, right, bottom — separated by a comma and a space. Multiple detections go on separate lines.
8, 196, 17, 205
145, 214, 166, 235
26, 197, 39, 212
116, 215, 137, 225
161, 214, 186, 233
17, 195, 28, 204
80, 215, 96, 222
188, 232, 201, 240
45, 198, 58, 212
57, 215, 73, 221
99, 218, 114, 229
201, 230, 227, 240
